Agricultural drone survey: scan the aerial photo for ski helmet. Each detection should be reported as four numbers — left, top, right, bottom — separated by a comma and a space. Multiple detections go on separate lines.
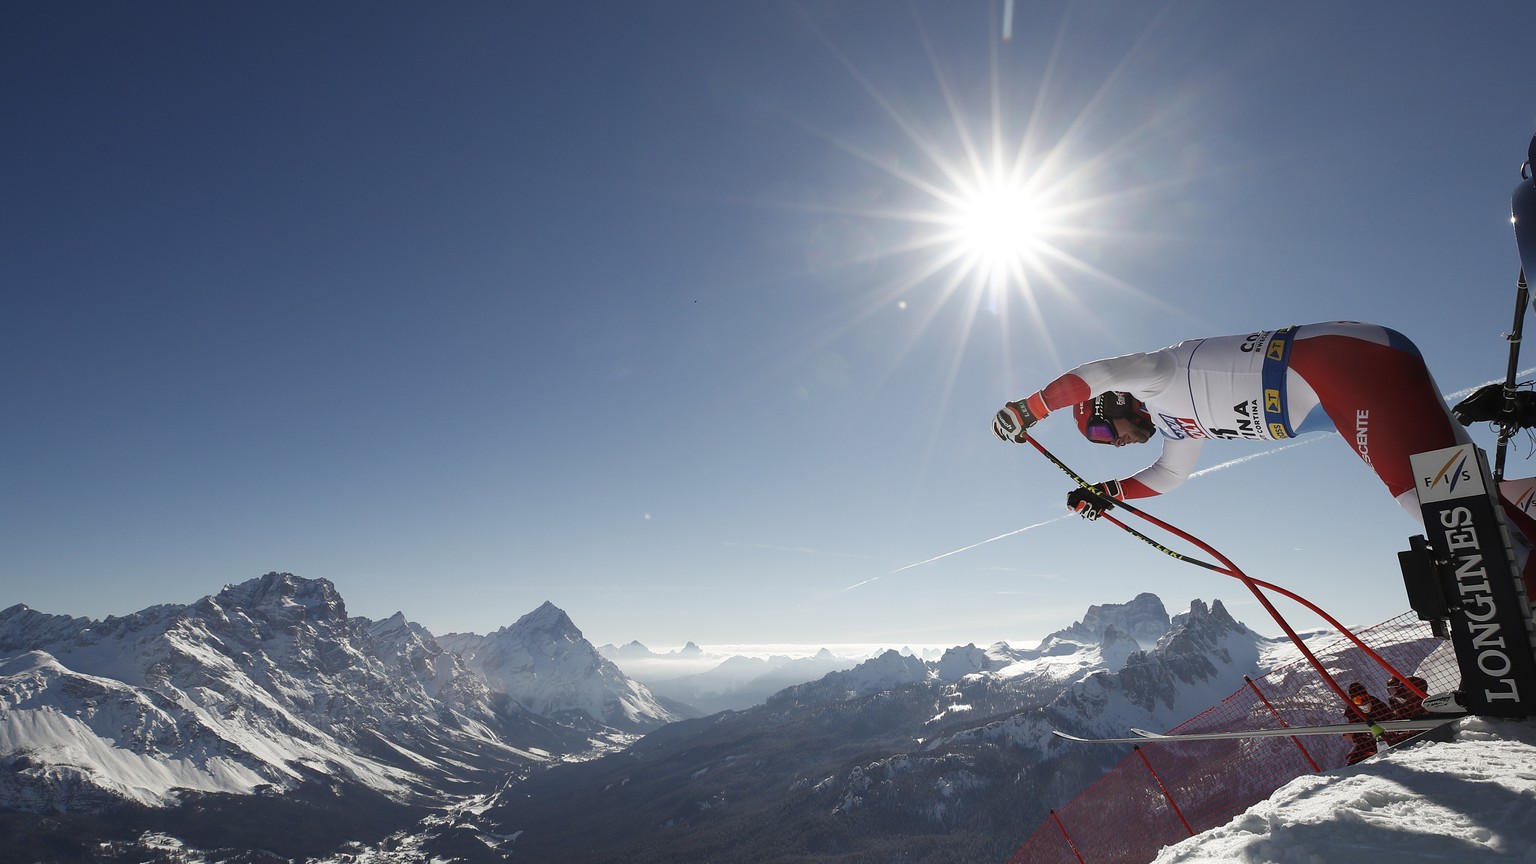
1075, 392, 1154, 445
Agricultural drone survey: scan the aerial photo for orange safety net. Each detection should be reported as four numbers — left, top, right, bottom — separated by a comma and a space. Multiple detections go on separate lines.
1005, 612, 1456, 864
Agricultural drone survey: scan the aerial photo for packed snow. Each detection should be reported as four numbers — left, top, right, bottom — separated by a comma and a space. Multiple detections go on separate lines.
1153, 717, 1536, 863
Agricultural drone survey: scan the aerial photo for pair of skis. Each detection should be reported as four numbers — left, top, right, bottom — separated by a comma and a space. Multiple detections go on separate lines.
1052, 715, 1463, 745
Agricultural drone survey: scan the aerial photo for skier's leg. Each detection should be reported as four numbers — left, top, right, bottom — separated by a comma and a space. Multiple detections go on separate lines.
1288, 323, 1469, 520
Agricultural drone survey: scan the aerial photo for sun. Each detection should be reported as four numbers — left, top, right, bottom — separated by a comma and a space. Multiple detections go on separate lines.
946, 175, 1051, 284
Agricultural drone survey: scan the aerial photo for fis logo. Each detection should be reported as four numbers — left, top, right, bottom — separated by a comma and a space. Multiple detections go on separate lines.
1412, 445, 1485, 504
1427, 452, 1470, 494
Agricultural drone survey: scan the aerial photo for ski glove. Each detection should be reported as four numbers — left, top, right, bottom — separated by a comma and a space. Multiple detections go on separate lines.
993, 400, 1040, 443
1067, 481, 1122, 521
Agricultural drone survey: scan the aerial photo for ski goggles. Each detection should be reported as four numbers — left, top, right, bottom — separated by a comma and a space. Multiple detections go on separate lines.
1084, 411, 1156, 444
1083, 417, 1119, 444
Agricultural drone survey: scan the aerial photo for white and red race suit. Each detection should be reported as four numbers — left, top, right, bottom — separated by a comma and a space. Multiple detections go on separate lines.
1019, 322, 1471, 515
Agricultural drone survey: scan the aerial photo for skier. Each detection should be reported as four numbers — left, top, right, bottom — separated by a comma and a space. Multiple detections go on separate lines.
991, 322, 1471, 522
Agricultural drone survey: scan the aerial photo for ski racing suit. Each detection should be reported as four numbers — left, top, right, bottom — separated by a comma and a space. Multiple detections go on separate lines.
1014, 320, 1536, 610
1024, 321, 1471, 519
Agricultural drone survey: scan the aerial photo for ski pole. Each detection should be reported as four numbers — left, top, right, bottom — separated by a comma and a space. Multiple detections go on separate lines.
1025, 435, 1426, 705
1025, 431, 1227, 572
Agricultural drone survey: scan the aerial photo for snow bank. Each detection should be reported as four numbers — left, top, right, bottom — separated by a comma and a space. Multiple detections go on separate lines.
1152, 718, 1536, 863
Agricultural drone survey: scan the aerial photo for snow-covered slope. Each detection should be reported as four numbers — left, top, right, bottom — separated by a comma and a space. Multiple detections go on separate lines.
0, 650, 272, 809
1151, 717, 1536, 863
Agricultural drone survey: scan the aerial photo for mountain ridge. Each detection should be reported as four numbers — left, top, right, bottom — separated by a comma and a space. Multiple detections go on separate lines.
0, 574, 674, 817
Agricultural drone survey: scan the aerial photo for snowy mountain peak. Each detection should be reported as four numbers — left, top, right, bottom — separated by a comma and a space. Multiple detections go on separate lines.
508, 600, 582, 643
212, 571, 347, 623
1016, 593, 1174, 669
364, 610, 427, 646
935, 643, 999, 681
1055, 591, 1170, 648
1157, 598, 1247, 657
438, 603, 680, 731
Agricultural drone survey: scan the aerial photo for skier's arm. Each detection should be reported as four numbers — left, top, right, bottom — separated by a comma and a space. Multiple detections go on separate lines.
1014, 350, 1177, 419
1114, 437, 1203, 499
991, 375, 1087, 441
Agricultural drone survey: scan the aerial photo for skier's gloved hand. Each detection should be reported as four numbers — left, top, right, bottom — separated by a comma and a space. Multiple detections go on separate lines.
993, 400, 1039, 443
1067, 481, 1122, 521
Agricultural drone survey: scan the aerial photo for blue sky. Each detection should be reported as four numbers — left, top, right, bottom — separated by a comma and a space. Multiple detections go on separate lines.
5, 1, 1536, 651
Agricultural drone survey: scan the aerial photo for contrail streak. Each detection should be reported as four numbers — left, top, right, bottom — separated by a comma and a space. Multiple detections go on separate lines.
843, 516, 1067, 590
1189, 436, 1327, 478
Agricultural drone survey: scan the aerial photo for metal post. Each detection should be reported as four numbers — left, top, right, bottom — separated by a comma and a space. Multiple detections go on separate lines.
1135, 746, 1195, 837
1495, 269, 1529, 483
1244, 676, 1320, 773
1048, 809, 1087, 864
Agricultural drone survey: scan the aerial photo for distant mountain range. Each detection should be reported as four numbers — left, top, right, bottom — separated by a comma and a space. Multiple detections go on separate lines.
0, 576, 1393, 863
600, 642, 866, 714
